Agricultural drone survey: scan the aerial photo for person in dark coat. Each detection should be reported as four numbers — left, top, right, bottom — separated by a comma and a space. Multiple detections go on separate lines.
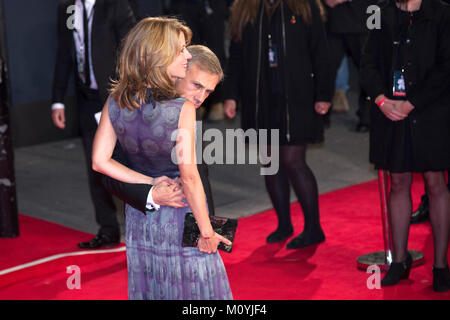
223, 0, 332, 249
360, 0, 450, 292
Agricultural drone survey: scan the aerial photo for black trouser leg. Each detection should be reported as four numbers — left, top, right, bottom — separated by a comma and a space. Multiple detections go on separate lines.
198, 162, 215, 216
77, 91, 120, 238
327, 33, 347, 101
325, 33, 346, 125
344, 33, 371, 126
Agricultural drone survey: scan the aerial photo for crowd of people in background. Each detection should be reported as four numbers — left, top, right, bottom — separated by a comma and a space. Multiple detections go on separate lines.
49, 0, 449, 299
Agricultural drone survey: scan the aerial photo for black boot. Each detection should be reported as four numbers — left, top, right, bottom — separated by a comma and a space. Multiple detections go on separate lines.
433, 265, 450, 292
286, 229, 325, 249
381, 252, 413, 286
266, 226, 294, 243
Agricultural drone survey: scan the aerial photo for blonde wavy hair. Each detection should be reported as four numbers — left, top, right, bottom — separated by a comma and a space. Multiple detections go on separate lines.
110, 17, 192, 110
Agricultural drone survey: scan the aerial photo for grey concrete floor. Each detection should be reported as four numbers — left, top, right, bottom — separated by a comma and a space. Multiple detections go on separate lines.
12, 88, 377, 240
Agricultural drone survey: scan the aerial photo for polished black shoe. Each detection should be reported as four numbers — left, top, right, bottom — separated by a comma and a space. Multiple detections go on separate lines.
286, 230, 325, 249
78, 234, 120, 249
381, 252, 413, 286
266, 227, 294, 243
411, 198, 429, 224
355, 123, 369, 133
433, 265, 450, 292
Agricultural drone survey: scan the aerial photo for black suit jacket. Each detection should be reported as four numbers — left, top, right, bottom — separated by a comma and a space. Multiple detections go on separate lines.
52, 0, 136, 104
102, 146, 152, 214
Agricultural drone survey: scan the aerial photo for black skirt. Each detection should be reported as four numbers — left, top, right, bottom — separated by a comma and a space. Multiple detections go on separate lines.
375, 117, 415, 173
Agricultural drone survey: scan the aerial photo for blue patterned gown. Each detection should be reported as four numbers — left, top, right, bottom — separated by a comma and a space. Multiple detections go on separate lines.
108, 93, 233, 300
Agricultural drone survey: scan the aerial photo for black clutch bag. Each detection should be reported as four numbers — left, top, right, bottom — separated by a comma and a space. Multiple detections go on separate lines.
181, 212, 238, 253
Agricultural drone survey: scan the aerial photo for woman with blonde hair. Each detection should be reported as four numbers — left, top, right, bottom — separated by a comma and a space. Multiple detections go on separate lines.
92, 17, 233, 300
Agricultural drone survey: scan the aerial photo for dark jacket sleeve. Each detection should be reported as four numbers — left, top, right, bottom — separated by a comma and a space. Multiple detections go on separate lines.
223, 39, 243, 101
359, 28, 387, 101
408, 9, 450, 111
52, 1, 74, 103
102, 144, 152, 214
308, 0, 332, 102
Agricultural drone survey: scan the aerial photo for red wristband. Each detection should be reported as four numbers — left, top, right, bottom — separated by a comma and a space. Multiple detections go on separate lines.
377, 97, 386, 108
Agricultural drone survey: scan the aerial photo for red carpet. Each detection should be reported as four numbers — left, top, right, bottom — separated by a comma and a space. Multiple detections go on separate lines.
0, 175, 449, 300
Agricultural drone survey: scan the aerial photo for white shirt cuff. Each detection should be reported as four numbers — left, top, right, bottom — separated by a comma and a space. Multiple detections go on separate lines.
146, 186, 160, 211
52, 103, 65, 110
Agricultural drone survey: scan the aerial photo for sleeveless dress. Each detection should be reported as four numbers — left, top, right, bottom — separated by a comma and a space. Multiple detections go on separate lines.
108, 93, 233, 300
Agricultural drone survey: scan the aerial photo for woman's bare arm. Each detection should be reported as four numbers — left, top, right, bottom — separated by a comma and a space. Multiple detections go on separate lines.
176, 100, 231, 253
92, 96, 154, 185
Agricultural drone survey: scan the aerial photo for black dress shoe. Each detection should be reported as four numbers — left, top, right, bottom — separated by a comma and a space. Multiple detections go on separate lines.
433, 265, 450, 292
381, 252, 412, 286
355, 123, 369, 133
286, 230, 325, 249
78, 234, 120, 249
266, 227, 294, 243
411, 198, 429, 224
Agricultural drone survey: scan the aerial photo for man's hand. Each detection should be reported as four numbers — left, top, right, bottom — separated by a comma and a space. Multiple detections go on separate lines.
152, 180, 187, 208
52, 109, 66, 129
223, 99, 237, 119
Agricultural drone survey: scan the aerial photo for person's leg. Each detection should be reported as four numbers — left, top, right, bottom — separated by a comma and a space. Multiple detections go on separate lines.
388, 172, 413, 263
324, 32, 346, 127
77, 92, 120, 242
447, 170, 450, 191
282, 145, 325, 249
332, 56, 350, 113
411, 182, 429, 224
423, 171, 450, 292
344, 33, 371, 131
335, 56, 350, 93
264, 156, 293, 243
381, 172, 414, 286
423, 171, 450, 268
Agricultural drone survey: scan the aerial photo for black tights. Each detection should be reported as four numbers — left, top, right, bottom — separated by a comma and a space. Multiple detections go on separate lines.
390, 171, 450, 268
264, 145, 323, 235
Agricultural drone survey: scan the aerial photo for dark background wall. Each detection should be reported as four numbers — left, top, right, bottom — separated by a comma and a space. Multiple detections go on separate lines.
2, 0, 162, 147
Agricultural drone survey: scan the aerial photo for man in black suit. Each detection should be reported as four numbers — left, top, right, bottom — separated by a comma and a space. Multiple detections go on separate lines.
51, 0, 136, 248
102, 45, 223, 217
